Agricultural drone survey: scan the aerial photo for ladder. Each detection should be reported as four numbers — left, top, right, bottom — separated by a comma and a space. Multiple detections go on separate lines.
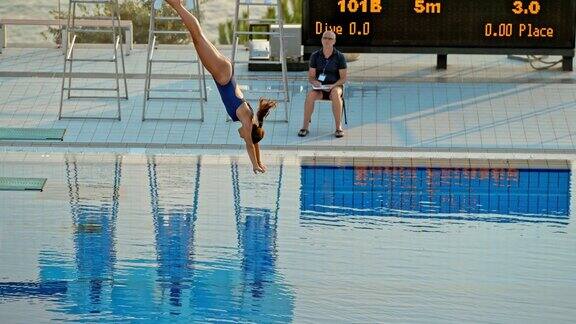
58, 0, 128, 121
231, 0, 290, 122
147, 155, 201, 305
230, 158, 284, 301
142, 0, 207, 121
64, 155, 122, 290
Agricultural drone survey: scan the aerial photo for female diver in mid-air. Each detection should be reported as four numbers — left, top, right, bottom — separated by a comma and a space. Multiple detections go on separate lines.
165, 0, 276, 174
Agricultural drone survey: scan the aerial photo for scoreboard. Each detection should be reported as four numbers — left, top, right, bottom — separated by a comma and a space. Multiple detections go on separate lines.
302, 0, 576, 56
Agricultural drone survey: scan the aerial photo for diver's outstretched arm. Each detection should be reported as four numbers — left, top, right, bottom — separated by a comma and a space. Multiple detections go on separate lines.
166, 0, 232, 84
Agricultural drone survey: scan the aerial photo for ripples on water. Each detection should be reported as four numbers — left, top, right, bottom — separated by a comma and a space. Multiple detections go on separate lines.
0, 154, 574, 323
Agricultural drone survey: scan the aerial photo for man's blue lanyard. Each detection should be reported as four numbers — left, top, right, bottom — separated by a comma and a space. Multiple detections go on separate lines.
322, 58, 331, 75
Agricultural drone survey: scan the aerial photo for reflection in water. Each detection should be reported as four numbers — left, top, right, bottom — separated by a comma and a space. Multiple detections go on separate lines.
141, 159, 294, 321
15, 156, 294, 321
0, 281, 67, 299
237, 207, 277, 298
0, 158, 123, 306
1, 154, 575, 322
232, 163, 283, 299
230, 160, 294, 322
301, 165, 571, 224
148, 156, 200, 313
39, 157, 122, 316
69, 158, 121, 310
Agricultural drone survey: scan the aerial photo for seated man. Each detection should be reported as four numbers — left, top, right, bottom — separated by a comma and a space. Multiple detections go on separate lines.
298, 30, 348, 138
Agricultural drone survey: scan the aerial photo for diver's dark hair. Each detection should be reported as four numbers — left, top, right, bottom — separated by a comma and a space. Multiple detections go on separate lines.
251, 98, 277, 144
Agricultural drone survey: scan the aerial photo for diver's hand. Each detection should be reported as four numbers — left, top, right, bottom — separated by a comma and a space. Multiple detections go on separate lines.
258, 163, 267, 172
253, 165, 265, 174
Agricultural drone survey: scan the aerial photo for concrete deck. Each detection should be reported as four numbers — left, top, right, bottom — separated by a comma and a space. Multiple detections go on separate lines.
0, 44, 575, 154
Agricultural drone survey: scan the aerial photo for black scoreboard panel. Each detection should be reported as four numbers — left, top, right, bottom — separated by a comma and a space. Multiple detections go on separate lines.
302, 0, 576, 53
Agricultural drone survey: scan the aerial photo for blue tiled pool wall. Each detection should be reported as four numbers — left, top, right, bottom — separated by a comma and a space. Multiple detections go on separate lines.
301, 166, 571, 219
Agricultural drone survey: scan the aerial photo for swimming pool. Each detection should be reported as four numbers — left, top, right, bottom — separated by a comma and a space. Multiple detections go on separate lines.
0, 153, 574, 322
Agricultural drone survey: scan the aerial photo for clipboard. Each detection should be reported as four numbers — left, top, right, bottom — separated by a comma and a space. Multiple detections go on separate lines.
312, 84, 331, 90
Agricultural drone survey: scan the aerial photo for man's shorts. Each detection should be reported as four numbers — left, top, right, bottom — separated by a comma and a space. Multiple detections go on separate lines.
314, 85, 342, 100
316, 90, 331, 100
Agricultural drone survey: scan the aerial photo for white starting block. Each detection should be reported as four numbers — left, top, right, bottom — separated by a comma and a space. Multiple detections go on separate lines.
248, 39, 271, 60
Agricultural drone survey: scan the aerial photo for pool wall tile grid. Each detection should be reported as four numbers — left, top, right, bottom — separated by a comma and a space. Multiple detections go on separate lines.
0, 46, 575, 152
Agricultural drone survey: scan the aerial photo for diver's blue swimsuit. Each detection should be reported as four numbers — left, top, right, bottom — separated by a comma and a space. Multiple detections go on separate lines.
215, 75, 251, 122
